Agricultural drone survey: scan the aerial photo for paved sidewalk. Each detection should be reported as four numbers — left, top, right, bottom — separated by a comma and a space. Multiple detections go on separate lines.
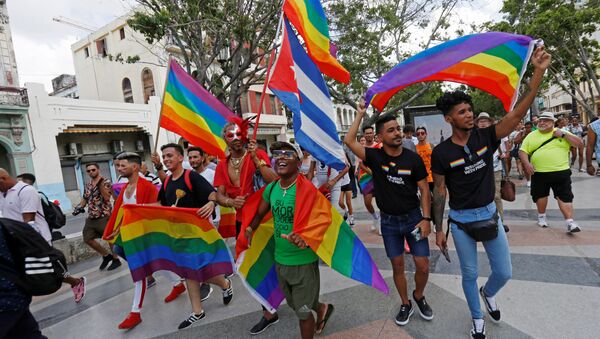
34, 171, 600, 338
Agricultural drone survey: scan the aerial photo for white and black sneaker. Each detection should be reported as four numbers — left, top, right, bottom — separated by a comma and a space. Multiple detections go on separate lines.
479, 287, 501, 323
394, 301, 414, 326
200, 283, 213, 301
222, 278, 233, 305
567, 220, 581, 233
178, 311, 205, 330
537, 215, 548, 228
470, 318, 486, 339
412, 290, 433, 320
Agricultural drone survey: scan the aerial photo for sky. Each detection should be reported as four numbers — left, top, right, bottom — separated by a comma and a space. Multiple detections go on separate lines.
7, 0, 503, 93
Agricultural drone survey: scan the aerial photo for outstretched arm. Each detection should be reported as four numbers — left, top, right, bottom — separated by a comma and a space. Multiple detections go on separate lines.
496, 47, 551, 139
344, 100, 367, 161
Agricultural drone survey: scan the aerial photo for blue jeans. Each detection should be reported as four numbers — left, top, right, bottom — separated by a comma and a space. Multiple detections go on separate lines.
449, 202, 512, 319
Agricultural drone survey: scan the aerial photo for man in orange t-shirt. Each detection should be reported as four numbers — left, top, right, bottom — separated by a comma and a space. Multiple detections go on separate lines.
415, 126, 434, 191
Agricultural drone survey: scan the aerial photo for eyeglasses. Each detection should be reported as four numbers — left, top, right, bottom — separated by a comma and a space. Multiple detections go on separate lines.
272, 150, 296, 159
463, 145, 475, 163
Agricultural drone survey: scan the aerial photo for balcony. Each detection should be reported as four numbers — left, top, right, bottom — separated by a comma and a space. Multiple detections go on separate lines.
0, 87, 29, 107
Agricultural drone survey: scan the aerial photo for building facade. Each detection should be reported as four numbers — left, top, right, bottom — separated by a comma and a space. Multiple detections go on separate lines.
0, 87, 34, 175
0, 1, 19, 87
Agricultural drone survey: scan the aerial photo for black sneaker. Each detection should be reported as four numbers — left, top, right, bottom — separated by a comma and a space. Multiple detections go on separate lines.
249, 314, 279, 335
99, 255, 113, 270
412, 291, 433, 320
394, 301, 414, 326
479, 287, 501, 322
222, 278, 233, 305
106, 258, 122, 271
200, 283, 213, 301
470, 319, 486, 339
178, 311, 205, 330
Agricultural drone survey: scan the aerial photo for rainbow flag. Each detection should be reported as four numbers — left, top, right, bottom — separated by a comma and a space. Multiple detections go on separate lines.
365, 33, 538, 113
218, 206, 237, 239
236, 189, 284, 312
120, 205, 234, 282
358, 172, 374, 195
237, 176, 388, 311
161, 60, 240, 158
283, 0, 350, 84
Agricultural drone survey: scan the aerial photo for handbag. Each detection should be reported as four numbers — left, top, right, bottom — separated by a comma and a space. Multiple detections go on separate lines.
500, 176, 515, 201
448, 211, 499, 242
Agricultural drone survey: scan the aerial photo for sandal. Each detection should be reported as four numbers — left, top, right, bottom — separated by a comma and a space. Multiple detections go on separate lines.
315, 304, 334, 335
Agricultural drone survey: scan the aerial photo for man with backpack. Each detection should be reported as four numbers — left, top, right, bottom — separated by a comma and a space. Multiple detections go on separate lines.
0, 169, 86, 303
17, 173, 66, 238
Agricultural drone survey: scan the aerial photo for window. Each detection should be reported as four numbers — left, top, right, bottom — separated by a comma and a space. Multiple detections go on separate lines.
119, 27, 125, 40
122, 77, 133, 103
96, 38, 107, 57
84, 47, 89, 58
240, 92, 249, 113
255, 92, 262, 112
61, 165, 78, 191
269, 96, 276, 114
141, 68, 155, 104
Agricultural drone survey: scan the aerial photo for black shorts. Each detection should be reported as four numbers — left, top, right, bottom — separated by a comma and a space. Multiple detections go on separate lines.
340, 183, 352, 192
531, 169, 573, 203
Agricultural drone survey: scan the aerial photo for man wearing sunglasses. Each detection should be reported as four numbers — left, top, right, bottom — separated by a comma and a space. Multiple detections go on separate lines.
74, 163, 121, 271
213, 122, 279, 335
430, 47, 551, 339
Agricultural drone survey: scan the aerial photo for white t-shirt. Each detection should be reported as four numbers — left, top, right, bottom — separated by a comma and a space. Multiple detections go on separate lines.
313, 161, 341, 188
122, 187, 137, 205
0, 182, 52, 244
198, 167, 219, 224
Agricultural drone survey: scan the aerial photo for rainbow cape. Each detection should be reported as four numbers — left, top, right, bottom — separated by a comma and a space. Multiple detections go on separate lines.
237, 175, 388, 311
283, 0, 350, 84
120, 205, 234, 282
161, 60, 240, 158
365, 32, 538, 113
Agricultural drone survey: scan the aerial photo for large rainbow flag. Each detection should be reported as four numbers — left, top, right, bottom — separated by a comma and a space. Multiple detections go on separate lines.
120, 205, 234, 282
237, 175, 388, 311
283, 0, 350, 84
218, 206, 237, 239
161, 60, 240, 158
365, 33, 538, 113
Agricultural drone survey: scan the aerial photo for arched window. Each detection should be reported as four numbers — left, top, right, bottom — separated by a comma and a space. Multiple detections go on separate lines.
141, 68, 155, 104
122, 77, 133, 103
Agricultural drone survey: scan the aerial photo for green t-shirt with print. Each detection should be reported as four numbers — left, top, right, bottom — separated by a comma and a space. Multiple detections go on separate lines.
263, 181, 318, 266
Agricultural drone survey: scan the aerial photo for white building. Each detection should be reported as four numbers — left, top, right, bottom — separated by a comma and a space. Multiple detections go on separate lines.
541, 83, 573, 117
26, 83, 175, 209
0, 1, 19, 87
50, 74, 79, 99
70, 12, 287, 149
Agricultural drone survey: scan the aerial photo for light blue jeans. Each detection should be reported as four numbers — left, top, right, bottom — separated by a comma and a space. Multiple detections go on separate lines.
449, 202, 512, 319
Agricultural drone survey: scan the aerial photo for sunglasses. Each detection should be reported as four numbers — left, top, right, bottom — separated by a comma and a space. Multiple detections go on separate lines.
86, 169, 97, 173
272, 150, 296, 159
463, 145, 475, 163
416, 131, 426, 136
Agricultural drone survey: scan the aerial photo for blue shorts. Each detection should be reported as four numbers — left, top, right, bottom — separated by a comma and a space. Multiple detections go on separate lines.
380, 208, 430, 258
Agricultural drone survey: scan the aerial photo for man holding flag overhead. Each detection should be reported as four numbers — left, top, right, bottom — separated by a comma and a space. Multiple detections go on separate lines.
431, 47, 551, 339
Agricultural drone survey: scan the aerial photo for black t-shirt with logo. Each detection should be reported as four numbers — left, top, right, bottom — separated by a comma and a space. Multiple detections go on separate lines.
431, 126, 500, 210
364, 147, 428, 215
158, 170, 215, 208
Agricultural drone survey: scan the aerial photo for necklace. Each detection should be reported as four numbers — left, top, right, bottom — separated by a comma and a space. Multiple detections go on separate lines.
278, 178, 297, 197
229, 151, 247, 175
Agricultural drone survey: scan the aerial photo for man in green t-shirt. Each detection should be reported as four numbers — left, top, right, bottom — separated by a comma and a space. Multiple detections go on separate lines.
246, 141, 334, 339
519, 112, 584, 232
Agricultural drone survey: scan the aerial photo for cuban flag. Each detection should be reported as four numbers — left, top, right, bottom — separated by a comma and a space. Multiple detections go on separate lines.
269, 19, 346, 171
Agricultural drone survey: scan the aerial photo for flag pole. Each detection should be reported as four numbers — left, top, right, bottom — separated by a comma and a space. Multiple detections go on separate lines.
251, 11, 285, 140
153, 57, 173, 152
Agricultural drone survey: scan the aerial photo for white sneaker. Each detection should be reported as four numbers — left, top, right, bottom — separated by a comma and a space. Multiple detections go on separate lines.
567, 220, 581, 233
348, 215, 355, 227
537, 215, 548, 228
370, 219, 377, 232
526, 181, 531, 188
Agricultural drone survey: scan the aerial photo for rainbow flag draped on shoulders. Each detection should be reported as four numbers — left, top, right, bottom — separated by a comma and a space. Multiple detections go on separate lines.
365, 33, 538, 113
120, 205, 234, 282
237, 175, 388, 311
283, 0, 350, 84
161, 60, 241, 158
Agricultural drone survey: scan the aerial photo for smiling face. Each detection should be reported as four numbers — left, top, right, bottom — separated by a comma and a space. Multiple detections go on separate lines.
272, 147, 300, 179
445, 102, 474, 131
363, 127, 375, 143
537, 118, 555, 133
161, 147, 184, 172
378, 120, 403, 148
224, 124, 244, 152
188, 150, 204, 170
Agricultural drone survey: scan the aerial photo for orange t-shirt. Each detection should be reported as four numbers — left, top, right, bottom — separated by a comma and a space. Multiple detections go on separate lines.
415, 143, 433, 183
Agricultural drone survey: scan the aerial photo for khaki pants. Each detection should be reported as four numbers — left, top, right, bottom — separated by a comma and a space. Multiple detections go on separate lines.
494, 171, 504, 221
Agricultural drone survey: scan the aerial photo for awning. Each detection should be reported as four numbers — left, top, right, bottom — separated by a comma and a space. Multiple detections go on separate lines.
61, 126, 144, 134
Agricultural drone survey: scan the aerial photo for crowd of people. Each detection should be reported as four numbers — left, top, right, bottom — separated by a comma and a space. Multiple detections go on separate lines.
0, 45, 598, 339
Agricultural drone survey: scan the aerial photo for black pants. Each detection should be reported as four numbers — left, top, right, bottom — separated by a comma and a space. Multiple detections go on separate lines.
0, 308, 46, 339
349, 165, 357, 196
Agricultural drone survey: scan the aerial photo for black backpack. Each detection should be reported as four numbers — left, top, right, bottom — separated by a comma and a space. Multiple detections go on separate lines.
0, 218, 67, 296
39, 192, 66, 230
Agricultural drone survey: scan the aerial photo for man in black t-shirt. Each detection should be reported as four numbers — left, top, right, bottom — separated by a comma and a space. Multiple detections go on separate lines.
345, 110, 434, 327
430, 47, 551, 339
156, 143, 234, 330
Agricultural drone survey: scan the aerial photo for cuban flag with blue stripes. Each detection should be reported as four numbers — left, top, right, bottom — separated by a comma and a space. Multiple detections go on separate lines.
269, 19, 346, 171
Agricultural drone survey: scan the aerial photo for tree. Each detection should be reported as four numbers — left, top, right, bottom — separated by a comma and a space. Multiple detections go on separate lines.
128, 0, 282, 111
489, 0, 600, 119
325, 0, 464, 126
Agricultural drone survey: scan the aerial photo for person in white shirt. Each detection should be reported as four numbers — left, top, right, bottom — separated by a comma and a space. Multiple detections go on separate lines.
311, 160, 349, 210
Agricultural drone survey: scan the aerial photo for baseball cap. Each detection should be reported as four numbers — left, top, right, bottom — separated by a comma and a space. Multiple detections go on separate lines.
270, 141, 302, 159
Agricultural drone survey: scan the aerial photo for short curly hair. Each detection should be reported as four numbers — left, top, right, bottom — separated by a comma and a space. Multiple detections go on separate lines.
436, 90, 473, 116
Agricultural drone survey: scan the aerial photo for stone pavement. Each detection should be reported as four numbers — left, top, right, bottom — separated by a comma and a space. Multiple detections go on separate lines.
33, 171, 600, 338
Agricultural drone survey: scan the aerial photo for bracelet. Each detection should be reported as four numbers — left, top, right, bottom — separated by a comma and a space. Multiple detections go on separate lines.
422, 217, 432, 221
155, 163, 163, 171
226, 198, 232, 207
